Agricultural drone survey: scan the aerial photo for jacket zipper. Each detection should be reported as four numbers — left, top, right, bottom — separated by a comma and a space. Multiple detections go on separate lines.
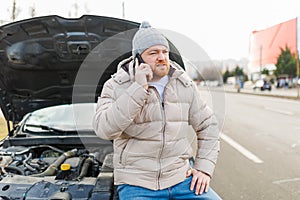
150, 86, 167, 190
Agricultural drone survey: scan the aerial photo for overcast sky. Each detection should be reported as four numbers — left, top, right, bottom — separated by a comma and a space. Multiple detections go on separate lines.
1, 0, 300, 60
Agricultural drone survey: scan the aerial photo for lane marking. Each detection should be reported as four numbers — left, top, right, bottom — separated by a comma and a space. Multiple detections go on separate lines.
272, 178, 300, 185
221, 133, 264, 164
264, 107, 294, 116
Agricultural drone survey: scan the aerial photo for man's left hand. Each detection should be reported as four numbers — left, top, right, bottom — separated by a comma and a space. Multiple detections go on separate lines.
186, 169, 211, 195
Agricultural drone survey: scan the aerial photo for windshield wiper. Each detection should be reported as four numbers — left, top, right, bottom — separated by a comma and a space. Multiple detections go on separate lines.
24, 124, 68, 134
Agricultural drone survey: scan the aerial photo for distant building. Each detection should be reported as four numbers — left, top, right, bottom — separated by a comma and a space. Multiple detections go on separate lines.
248, 17, 299, 80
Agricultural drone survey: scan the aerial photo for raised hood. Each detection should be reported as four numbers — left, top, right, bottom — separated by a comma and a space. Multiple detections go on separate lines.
0, 15, 184, 124
0, 15, 140, 123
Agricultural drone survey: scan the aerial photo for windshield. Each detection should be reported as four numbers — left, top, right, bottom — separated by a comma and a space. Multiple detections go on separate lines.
24, 103, 96, 132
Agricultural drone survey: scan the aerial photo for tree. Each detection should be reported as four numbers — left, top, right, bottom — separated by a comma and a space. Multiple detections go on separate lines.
261, 68, 269, 75
222, 65, 246, 84
223, 68, 230, 83
234, 65, 244, 76
275, 45, 297, 77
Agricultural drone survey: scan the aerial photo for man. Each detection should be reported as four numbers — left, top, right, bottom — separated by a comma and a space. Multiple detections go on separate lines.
93, 21, 221, 199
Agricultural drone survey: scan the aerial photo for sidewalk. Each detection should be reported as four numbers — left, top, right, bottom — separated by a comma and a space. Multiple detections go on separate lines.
222, 84, 300, 100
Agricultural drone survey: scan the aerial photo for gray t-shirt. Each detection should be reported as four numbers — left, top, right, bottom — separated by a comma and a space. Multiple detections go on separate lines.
148, 75, 169, 101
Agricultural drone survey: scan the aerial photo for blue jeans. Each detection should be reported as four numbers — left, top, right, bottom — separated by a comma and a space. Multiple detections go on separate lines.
117, 176, 222, 200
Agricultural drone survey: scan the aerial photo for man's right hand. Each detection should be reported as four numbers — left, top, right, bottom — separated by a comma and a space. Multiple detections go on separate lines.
135, 63, 153, 90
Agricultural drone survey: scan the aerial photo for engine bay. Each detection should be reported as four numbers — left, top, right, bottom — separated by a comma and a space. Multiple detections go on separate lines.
0, 145, 100, 178
0, 144, 115, 200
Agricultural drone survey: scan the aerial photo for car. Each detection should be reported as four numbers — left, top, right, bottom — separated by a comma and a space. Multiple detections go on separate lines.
0, 15, 184, 199
253, 79, 272, 91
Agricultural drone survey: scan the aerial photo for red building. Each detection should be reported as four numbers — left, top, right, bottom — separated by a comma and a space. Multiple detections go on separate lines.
248, 17, 298, 76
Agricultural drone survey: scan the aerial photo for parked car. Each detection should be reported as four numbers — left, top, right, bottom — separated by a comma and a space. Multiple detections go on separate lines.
253, 79, 272, 91
0, 15, 184, 199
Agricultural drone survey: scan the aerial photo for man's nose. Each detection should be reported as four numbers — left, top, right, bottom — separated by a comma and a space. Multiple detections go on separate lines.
157, 51, 165, 60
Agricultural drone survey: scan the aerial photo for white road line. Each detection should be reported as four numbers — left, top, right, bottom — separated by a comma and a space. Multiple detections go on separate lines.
221, 133, 264, 164
264, 107, 294, 116
272, 178, 300, 185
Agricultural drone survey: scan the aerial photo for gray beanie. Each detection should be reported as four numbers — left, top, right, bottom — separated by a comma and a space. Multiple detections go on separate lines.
132, 21, 169, 58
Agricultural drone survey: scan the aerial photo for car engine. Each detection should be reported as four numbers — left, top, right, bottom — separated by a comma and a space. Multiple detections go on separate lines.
0, 145, 115, 200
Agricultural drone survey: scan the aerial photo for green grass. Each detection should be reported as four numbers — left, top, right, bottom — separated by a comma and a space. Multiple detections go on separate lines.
0, 117, 8, 140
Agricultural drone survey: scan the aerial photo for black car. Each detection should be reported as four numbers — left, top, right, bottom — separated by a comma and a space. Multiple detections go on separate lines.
0, 15, 184, 199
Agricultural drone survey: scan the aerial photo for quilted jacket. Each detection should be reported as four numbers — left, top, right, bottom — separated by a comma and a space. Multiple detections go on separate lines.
93, 57, 220, 190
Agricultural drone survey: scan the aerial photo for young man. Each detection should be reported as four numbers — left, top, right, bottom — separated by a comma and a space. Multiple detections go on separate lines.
93, 21, 221, 199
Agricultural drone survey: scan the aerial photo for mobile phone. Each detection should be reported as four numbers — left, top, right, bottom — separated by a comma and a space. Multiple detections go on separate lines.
136, 53, 144, 64
133, 53, 145, 76
135, 53, 152, 81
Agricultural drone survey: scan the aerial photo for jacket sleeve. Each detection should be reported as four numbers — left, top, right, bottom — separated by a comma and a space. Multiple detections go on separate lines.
188, 84, 220, 177
93, 80, 149, 140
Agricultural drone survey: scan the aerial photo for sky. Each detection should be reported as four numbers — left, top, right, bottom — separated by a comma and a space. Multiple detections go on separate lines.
1, 0, 300, 61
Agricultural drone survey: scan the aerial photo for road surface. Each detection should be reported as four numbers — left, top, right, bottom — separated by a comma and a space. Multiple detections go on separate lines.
209, 92, 300, 200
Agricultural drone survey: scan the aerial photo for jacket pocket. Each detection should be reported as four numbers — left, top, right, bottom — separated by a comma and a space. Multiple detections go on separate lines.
119, 139, 134, 165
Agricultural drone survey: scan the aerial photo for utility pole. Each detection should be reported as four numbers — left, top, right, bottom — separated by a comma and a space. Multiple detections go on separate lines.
30, 3, 36, 18
296, 56, 299, 98
259, 45, 263, 79
296, 18, 300, 98
12, 0, 16, 21
122, 1, 125, 19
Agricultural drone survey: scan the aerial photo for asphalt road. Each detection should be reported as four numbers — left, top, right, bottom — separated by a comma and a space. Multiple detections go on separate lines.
209, 91, 300, 200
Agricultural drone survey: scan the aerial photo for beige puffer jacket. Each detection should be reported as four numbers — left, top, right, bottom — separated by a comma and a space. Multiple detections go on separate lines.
93, 57, 220, 190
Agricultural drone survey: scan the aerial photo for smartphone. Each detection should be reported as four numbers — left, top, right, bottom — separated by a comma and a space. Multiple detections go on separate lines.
135, 53, 152, 81
136, 53, 144, 64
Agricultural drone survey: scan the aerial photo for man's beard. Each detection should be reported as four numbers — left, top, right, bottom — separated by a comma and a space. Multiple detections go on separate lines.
152, 60, 170, 79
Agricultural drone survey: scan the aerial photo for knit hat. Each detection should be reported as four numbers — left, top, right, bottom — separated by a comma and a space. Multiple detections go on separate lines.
132, 21, 169, 58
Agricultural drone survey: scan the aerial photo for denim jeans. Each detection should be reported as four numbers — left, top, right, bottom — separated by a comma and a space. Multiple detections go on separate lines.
117, 176, 222, 200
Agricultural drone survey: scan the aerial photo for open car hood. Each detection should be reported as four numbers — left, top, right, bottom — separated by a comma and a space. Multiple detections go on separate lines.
0, 15, 184, 123
0, 15, 139, 123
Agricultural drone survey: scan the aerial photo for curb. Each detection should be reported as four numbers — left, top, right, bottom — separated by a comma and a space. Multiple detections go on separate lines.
224, 89, 300, 101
